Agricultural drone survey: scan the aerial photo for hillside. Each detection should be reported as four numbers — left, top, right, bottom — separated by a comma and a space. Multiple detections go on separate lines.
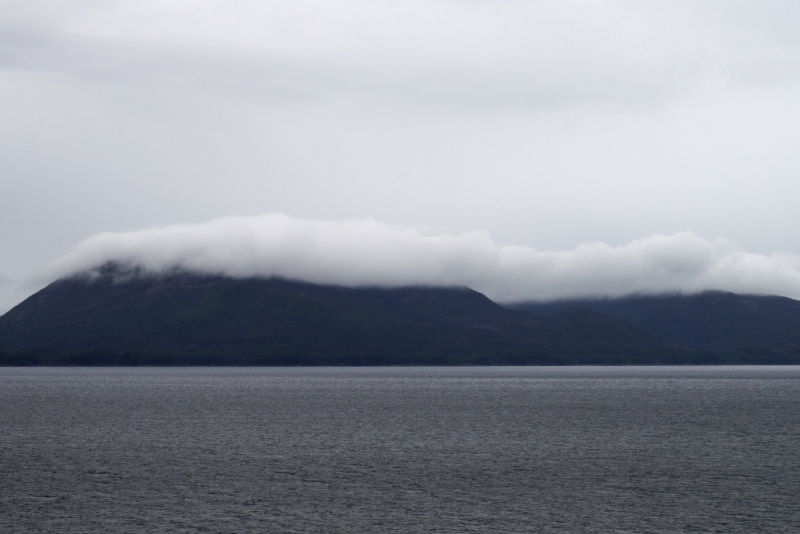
0, 267, 684, 365
509, 291, 800, 354
3, 268, 800, 365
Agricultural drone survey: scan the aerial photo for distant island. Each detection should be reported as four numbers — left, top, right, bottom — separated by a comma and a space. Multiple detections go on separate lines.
1, 265, 799, 365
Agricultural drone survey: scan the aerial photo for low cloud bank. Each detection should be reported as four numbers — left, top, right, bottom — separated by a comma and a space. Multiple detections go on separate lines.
41, 214, 800, 303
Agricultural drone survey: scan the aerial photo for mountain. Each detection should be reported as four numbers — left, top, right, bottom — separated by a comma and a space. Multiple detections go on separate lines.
508, 292, 800, 355
3, 267, 799, 365
0, 266, 684, 365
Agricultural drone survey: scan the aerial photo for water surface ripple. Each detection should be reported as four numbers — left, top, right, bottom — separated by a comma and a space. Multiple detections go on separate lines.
1, 366, 799, 533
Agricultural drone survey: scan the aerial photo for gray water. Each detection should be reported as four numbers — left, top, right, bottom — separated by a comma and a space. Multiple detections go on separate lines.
1, 367, 799, 533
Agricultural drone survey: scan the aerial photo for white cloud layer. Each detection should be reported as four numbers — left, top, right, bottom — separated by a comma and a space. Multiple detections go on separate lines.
42, 214, 800, 303
3, 1, 800, 110
4, 3, 800, 312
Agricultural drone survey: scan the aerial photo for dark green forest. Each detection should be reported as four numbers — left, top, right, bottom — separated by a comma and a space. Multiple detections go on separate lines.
1, 269, 799, 365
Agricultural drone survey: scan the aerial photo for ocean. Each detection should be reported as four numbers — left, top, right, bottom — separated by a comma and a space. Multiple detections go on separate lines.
2, 366, 799, 533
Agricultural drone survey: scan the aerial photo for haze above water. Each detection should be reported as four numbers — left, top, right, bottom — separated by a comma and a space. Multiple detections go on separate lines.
2, 366, 799, 533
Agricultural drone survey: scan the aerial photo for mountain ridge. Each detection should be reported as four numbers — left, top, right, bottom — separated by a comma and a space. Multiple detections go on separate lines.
1, 269, 799, 365
508, 291, 800, 351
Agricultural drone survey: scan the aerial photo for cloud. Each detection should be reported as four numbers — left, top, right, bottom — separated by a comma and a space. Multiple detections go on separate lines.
0, 273, 12, 287
3, 1, 799, 110
40, 214, 800, 302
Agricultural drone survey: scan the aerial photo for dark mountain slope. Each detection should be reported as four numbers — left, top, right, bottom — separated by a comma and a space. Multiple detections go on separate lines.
0, 269, 683, 365
508, 291, 800, 352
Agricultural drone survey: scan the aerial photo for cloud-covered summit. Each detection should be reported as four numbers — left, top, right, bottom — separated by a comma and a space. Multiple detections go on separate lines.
4, 2, 800, 315
42, 214, 800, 303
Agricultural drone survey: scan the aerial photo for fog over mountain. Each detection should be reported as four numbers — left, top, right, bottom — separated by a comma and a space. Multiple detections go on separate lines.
4, 2, 800, 312
39, 214, 800, 304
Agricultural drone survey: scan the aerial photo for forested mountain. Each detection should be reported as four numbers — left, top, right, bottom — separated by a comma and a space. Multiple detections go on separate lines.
0, 268, 678, 365
1, 268, 798, 365
509, 292, 800, 352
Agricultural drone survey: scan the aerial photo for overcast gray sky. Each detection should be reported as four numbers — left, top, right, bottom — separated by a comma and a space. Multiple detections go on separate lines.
2, 1, 800, 310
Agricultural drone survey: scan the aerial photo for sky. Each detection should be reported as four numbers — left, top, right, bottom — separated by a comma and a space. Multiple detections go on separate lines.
2, 1, 800, 310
